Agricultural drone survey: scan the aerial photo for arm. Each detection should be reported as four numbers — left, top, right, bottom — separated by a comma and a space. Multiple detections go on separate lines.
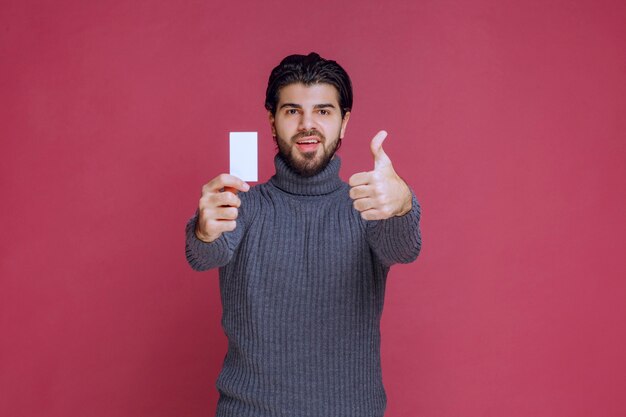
349, 131, 422, 267
185, 174, 249, 271
364, 191, 422, 267
185, 211, 246, 270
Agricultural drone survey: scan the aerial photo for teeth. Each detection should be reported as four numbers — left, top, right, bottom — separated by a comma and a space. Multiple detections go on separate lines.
298, 140, 318, 144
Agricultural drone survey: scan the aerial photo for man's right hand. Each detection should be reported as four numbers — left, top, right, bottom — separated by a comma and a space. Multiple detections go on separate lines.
195, 174, 250, 243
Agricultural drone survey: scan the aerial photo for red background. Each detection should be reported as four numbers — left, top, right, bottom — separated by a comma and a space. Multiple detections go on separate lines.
2, 1, 625, 416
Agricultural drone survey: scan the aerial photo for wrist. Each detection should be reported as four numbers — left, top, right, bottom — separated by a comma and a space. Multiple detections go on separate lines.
195, 224, 218, 243
395, 185, 413, 217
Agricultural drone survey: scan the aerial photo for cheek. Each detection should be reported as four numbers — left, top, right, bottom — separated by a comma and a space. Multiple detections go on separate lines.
275, 119, 296, 136
325, 120, 343, 138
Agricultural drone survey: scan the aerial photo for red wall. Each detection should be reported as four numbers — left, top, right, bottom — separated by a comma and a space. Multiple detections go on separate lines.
2, 1, 625, 416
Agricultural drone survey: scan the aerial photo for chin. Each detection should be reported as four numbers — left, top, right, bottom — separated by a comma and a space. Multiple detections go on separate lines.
287, 152, 330, 177
276, 136, 340, 177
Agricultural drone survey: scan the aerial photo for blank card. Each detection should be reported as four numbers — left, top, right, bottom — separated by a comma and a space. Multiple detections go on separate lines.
229, 132, 258, 182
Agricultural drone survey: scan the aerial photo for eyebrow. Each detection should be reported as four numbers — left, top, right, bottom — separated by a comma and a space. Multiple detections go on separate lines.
278, 103, 337, 110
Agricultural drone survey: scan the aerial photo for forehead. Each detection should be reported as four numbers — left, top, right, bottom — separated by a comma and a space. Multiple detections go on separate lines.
277, 83, 340, 106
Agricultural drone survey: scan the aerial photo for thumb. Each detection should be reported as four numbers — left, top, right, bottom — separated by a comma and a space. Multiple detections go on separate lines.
370, 130, 391, 170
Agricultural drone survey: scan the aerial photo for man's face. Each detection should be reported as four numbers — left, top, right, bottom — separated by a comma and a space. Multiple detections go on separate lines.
269, 83, 350, 177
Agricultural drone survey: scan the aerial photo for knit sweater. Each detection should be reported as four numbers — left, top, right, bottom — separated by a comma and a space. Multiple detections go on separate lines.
185, 155, 421, 417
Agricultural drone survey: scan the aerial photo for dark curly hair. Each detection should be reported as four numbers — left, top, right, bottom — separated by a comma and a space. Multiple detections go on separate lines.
265, 52, 353, 118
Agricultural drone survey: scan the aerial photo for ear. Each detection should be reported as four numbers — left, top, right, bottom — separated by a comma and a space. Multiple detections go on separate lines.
268, 111, 276, 137
339, 111, 351, 139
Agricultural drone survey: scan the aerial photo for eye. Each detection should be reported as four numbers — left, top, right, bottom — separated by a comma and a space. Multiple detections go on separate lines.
286, 108, 299, 115
319, 109, 330, 115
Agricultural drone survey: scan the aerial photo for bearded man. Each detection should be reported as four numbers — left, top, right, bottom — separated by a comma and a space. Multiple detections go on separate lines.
186, 52, 422, 417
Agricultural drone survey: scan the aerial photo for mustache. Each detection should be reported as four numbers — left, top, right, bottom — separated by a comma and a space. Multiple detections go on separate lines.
291, 130, 325, 142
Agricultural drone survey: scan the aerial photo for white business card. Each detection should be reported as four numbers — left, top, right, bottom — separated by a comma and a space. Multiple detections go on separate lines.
229, 132, 258, 182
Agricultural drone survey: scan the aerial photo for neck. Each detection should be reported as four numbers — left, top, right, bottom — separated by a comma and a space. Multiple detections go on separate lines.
270, 154, 343, 196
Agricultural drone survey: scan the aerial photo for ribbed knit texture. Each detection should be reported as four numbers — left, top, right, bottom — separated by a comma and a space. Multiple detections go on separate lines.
186, 155, 421, 417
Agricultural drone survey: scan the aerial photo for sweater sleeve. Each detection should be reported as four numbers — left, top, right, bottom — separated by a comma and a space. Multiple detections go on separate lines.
185, 210, 246, 271
364, 191, 422, 267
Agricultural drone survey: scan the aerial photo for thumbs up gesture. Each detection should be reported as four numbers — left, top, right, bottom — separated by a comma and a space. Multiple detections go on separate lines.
349, 131, 413, 220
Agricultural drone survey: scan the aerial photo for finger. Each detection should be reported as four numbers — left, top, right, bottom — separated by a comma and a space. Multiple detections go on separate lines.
348, 171, 371, 187
353, 197, 376, 213
198, 204, 238, 221
211, 191, 241, 208
370, 130, 391, 170
349, 185, 373, 200
196, 217, 237, 242
206, 174, 250, 193
359, 209, 385, 221
209, 219, 237, 233
200, 191, 240, 210
214, 206, 238, 221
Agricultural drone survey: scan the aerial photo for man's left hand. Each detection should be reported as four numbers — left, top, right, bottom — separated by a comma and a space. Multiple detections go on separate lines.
349, 130, 413, 221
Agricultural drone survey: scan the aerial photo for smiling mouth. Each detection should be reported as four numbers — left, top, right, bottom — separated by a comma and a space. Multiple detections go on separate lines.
296, 136, 321, 145
295, 136, 321, 153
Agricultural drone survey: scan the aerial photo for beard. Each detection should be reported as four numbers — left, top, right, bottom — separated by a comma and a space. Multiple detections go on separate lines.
275, 130, 342, 177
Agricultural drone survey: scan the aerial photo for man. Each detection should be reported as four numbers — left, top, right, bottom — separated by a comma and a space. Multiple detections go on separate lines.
186, 52, 421, 417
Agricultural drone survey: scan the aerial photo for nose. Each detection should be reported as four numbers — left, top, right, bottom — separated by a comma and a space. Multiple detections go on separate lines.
298, 111, 315, 131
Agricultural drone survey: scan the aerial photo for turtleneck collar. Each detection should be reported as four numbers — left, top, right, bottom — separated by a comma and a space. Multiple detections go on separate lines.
269, 154, 344, 196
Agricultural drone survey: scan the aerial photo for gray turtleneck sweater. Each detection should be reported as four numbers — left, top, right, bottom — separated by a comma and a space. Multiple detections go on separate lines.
185, 155, 421, 417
